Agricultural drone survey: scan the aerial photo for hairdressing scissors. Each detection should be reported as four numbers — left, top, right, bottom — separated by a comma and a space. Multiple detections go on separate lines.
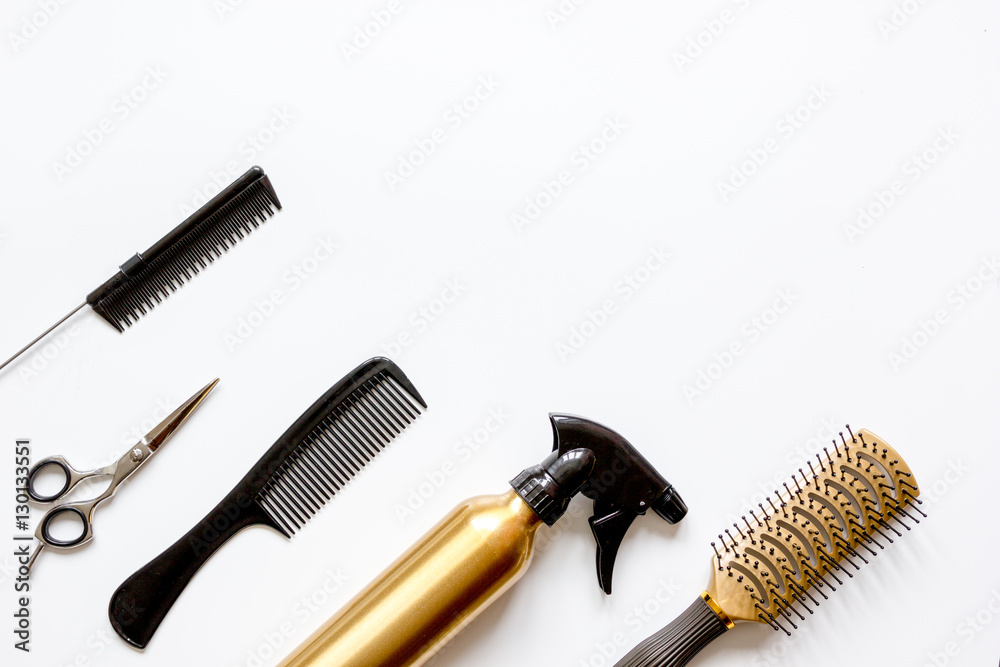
26, 379, 218, 570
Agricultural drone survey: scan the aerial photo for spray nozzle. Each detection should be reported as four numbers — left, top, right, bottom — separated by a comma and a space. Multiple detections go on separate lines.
510, 414, 687, 595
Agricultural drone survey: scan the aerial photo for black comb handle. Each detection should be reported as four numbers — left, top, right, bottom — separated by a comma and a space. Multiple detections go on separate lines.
109, 358, 426, 650
108, 492, 279, 649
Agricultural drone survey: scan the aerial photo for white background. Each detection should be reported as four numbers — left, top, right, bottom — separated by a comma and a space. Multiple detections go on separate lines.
2, 2, 999, 666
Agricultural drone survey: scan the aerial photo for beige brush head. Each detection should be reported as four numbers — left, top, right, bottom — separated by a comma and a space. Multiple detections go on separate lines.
705, 427, 922, 634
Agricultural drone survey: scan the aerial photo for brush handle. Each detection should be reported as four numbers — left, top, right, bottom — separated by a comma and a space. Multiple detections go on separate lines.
108, 493, 278, 650
615, 597, 730, 667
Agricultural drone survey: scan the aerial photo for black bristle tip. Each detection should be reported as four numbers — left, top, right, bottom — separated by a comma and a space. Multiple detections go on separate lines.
85, 167, 281, 331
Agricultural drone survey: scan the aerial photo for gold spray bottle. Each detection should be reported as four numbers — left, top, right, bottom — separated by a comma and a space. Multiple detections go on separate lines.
277, 414, 688, 667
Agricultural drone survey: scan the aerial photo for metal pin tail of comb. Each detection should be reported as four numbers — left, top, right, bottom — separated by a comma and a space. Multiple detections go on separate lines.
107, 357, 425, 650
614, 426, 922, 667
0, 166, 281, 374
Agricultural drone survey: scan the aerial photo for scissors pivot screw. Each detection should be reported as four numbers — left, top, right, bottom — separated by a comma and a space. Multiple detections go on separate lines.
130, 448, 145, 462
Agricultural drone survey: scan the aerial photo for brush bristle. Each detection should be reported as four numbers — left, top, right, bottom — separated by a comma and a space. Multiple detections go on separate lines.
708, 427, 922, 635
255, 370, 424, 535
91, 175, 280, 331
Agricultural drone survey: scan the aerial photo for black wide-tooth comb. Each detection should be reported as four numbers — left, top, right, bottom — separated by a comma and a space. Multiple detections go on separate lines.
108, 357, 426, 650
0, 166, 281, 372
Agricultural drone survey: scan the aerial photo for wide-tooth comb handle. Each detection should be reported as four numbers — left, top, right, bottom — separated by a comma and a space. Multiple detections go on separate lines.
87, 166, 281, 331
108, 358, 425, 650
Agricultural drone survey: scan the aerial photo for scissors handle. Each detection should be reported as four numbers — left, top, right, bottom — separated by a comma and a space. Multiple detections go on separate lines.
26, 455, 114, 504
37, 503, 96, 548
30, 446, 152, 552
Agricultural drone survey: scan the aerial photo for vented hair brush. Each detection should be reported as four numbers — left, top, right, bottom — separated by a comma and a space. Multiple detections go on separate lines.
0, 166, 281, 372
616, 426, 922, 667
108, 357, 426, 650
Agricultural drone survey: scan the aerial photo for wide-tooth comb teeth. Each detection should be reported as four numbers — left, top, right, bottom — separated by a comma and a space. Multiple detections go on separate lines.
256, 372, 424, 536
89, 172, 281, 331
708, 426, 920, 635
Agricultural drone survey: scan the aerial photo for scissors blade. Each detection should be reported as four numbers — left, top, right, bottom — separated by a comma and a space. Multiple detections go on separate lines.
143, 379, 219, 452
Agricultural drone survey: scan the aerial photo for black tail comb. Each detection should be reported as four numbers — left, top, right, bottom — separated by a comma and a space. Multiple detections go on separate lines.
0, 166, 282, 373
86, 166, 281, 330
108, 357, 425, 650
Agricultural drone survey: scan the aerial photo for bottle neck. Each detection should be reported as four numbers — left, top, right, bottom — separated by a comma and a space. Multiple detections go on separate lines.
509, 449, 596, 526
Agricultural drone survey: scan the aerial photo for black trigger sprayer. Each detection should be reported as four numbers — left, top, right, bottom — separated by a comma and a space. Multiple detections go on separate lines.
277, 414, 688, 667
512, 413, 689, 594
